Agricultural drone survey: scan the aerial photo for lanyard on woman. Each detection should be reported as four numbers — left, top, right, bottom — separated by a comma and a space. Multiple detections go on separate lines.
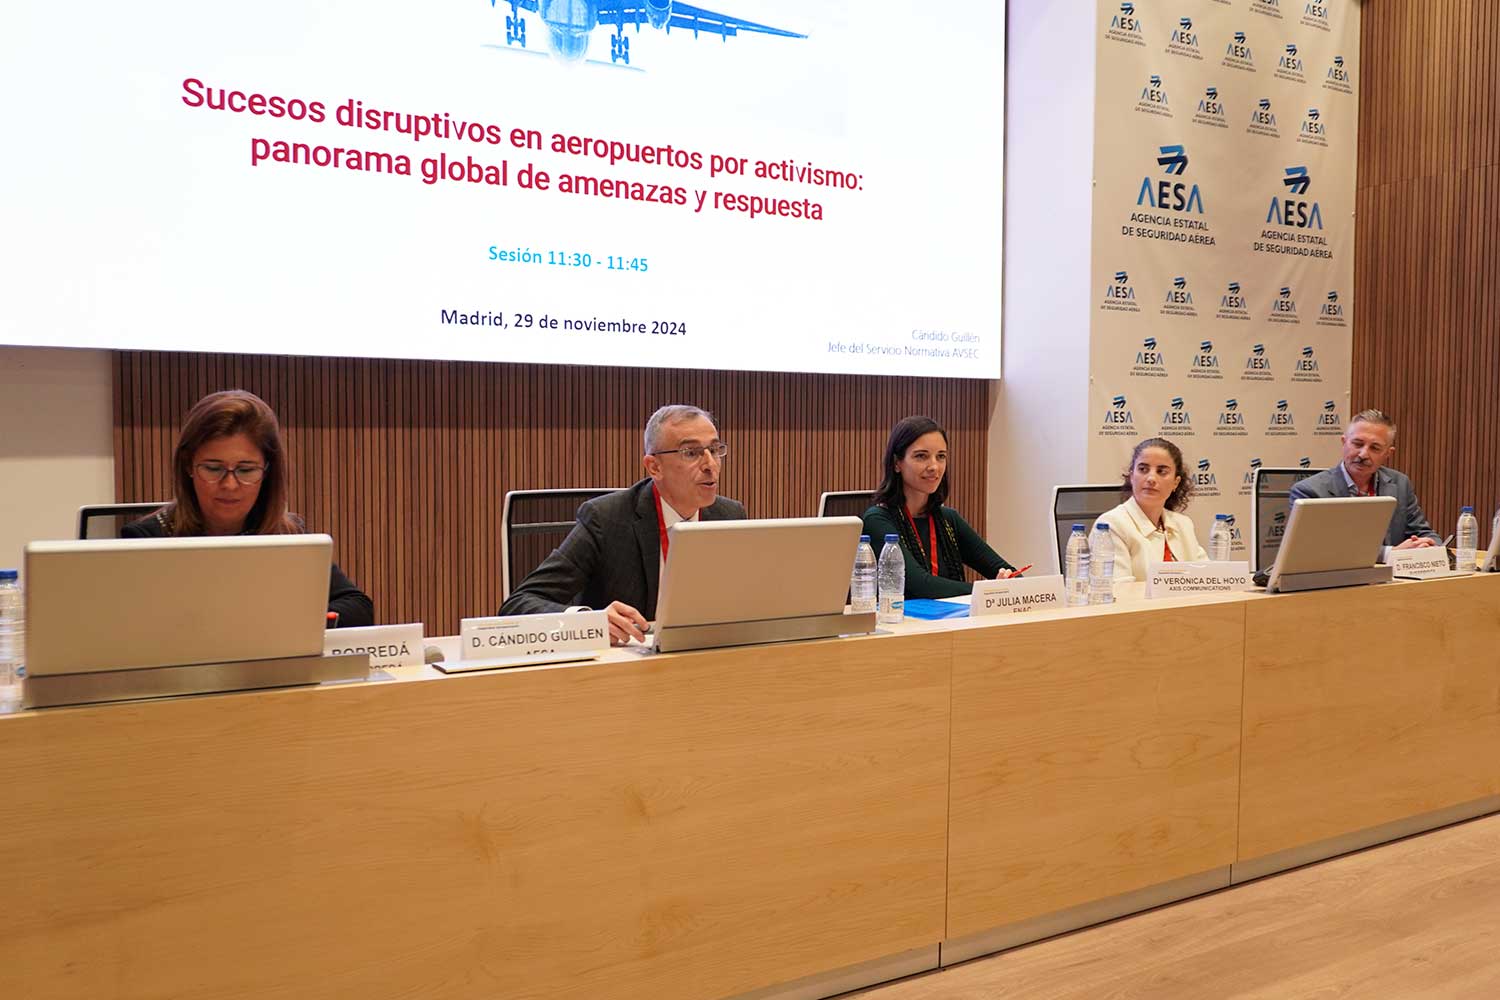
904, 504, 939, 575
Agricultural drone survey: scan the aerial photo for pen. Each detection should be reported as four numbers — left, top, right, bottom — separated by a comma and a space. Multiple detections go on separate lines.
1008, 564, 1033, 577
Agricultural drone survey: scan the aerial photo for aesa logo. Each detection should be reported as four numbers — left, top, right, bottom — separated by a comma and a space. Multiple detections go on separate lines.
1162, 274, 1200, 317
1137, 144, 1205, 214
1269, 284, 1301, 324
1218, 280, 1250, 320
1267, 398, 1297, 436
1223, 30, 1256, 71
1132, 335, 1168, 377
1194, 85, 1228, 128
1101, 269, 1141, 313
1137, 73, 1174, 117
1214, 397, 1248, 437
1161, 396, 1195, 435
1269, 508, 1288, 542
1195, 457, 1221, 496
1189, 338, 1223, 379
1242, 342, 1274, 381
1101, 393, 1138, 436
1241, 456, 1263, 496
1299, 456, 1313, 468
1315, 399, 1343, 434
1298, 107, 1329, 147
1318, 288, 1347, 326
1168, 16, 1203, 60
1108, 2, 1145, 46
1247, 97, 1281, 138
1268, 166, 1323, 229
1324, 53, 1353, 94
1302, 2, 1331, 32
1292, 345, 1323, 382
1251, 0, 1284, 20
1276, 42, 1306, 83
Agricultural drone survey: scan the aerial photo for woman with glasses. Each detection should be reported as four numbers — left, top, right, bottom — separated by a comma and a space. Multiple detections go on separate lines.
862, 415, 1020, 599
121, 389, 374, 627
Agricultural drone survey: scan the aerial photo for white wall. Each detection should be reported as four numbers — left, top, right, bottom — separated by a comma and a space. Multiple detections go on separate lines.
0, 347, 115, 573
986, 0, 1096, 574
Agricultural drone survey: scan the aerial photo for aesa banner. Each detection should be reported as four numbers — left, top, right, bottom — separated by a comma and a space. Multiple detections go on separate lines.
1089, 0, 1358, 564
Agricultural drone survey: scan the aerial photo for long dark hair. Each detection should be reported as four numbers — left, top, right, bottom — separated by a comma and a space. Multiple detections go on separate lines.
873, 415, 965, 580
164, 390, 300, 536
1120, 437, 1194, 513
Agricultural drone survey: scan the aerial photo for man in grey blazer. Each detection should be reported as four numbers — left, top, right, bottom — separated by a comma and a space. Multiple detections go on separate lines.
500, 404, 747, 643
1287, 408, 1441, 553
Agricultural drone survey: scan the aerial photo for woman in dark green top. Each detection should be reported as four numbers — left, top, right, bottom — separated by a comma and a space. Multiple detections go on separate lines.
862, 415, 1019, 599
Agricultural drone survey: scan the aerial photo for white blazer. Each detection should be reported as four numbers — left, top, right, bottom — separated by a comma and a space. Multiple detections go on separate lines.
1093, 496, 1209, 581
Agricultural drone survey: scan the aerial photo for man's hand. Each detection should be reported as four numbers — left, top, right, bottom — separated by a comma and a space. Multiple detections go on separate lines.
1394, 536, 1438, 550
605, 600, 650, 645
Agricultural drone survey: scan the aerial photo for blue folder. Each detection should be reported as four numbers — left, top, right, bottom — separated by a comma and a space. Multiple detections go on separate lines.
901, 598, 970, 620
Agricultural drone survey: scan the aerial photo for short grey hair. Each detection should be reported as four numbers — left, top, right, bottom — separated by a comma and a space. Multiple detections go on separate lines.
1348, 408, 1397, 441
643, 404, 716, 454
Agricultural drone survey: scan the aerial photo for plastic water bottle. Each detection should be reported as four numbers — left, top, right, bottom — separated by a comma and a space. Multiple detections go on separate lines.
1208, 514, 1232, 561
1089, 524, 1115, 605
877, 533, 905, 624
1064, 524, 1091, 607
1456, 506, 1478, 573
850, 535, 878, 613
0, 569, 24, 709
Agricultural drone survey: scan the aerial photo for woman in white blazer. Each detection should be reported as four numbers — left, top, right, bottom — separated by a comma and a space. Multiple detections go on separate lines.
1094, 437, 1208, 580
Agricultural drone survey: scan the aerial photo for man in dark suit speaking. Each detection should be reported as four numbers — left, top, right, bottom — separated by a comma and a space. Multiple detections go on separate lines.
500, 404, 747, 644
1288, 408, 1441, 555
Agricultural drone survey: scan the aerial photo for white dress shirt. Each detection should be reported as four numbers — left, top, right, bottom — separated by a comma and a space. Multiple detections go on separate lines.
1094, 496, 1209, 581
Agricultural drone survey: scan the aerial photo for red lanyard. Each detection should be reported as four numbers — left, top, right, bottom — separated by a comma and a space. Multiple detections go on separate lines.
1162, 539, 1176, 562
905, 505, 939, 575
652, 483, 670, 560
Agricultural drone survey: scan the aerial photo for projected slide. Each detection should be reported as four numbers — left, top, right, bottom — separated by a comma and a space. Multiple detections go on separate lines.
0, 2, 1005, 378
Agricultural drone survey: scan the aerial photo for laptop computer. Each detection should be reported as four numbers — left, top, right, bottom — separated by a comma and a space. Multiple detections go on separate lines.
26, 535, 333, 676
1265, 496, 1397, 593
653, 517, 869, 650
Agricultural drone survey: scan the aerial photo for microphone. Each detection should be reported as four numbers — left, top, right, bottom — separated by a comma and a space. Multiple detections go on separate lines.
424, 645, 445, 664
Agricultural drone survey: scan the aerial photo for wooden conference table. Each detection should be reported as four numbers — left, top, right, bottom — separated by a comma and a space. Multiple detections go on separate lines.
3, 575, 1498, 1000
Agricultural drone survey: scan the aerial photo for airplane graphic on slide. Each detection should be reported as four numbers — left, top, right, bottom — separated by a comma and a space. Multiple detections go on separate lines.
489, 0, 806, 68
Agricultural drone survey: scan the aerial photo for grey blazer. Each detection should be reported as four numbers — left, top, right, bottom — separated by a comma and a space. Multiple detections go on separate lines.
498, 478, 748, 619
1287, 463, 1441, 548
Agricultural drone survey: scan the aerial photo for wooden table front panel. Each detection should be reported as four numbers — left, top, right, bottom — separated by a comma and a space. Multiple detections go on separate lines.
1239, 576, 1500, 863
945, 602, 1246, 938
0, 633, 951, 1000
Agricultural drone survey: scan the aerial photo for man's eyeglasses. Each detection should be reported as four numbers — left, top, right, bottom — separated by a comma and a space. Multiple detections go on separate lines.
193, 462, 267, 485
651, 442, 729, 462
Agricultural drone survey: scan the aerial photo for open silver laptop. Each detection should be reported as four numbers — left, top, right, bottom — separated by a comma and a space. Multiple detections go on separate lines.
23, 535, 358, 706
1266, 496, 1397, 593
653, 517, 872, 651
1482, 515, 1500, 572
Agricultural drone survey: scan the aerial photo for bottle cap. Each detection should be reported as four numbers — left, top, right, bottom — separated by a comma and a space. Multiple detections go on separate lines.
885, 533, 899, 542
1462, 506, 1474, 513
1215, 513, 1228, 520
1096, 523, 1110, 533
1071, 523, 1084, 531
0, 569, 17, 582
859, 534, 870, 543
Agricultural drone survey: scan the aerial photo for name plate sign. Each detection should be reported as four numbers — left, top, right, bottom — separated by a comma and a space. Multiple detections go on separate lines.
971, 575, 1067, 617
323, 623, 424, 668
1385, 546, 1452, 579
1145, 561, 1252, 598
460, 611, 609, 661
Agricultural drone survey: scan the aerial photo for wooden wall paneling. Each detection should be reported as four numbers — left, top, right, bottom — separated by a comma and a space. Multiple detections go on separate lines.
1356, 0, 1500, 550
114, 355, 989, 634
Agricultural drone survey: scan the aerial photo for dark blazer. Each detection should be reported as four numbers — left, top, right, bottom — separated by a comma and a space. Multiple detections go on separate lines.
499, 478, 747, 619
120, 509, 375, 628
1287, 463, 1441, 548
